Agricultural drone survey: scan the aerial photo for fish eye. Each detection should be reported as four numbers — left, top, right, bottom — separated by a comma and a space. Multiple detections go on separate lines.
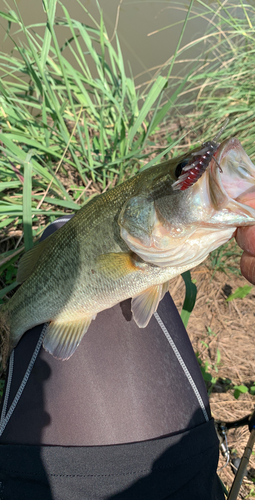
175, 158, 190, 178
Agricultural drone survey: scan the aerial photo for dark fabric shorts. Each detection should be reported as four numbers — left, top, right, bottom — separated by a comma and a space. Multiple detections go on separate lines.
0, 215, 225, 500
0, 419, 224, 500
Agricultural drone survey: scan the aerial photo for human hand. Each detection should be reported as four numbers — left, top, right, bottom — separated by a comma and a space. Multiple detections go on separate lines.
235, 194, 255, 284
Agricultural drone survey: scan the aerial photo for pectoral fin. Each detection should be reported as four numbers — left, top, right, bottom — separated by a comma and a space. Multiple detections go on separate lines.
43, 315, 95, 360
131, 281, 169, 328
96, 252, 147, 279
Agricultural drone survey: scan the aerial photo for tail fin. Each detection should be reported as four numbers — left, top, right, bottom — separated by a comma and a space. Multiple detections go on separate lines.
0, 304, 11, 370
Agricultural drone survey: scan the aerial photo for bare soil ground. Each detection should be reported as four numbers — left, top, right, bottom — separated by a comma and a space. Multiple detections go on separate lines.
171, 250, 255, 499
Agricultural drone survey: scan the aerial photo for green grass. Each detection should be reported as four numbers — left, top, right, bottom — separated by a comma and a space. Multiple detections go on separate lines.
207, 239, 243, 277
179, 1, 255, 155
1, 0, 255, 299
150, 1, 255, 155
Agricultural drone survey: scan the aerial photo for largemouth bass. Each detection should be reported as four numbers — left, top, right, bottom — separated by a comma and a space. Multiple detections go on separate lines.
1, 137, 255, 361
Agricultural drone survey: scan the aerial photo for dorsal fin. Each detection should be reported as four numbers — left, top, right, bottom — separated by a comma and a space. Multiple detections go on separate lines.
17, 235, 53, 283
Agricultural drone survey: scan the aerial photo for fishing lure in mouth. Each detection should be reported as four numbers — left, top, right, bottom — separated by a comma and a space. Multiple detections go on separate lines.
172, 120, 229, 191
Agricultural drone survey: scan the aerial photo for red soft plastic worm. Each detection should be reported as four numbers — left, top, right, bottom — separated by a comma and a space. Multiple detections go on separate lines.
172, 119, 228, 191
172, 141, 219, 191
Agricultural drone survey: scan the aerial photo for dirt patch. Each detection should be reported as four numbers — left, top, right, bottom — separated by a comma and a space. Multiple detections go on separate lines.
171, 252, 255, 498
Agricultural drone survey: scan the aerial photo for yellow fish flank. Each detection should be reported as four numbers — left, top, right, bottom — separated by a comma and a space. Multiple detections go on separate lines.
2, 137, 255, 360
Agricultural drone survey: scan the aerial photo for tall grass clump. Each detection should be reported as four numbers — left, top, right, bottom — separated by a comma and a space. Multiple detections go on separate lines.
0, 0, 193, 298
182, 1, 255, 155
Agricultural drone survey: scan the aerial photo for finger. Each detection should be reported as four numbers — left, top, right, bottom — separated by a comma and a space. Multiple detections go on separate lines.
236, 192, 255, 208
236, 225, 255, 255
240, 252, 255, 285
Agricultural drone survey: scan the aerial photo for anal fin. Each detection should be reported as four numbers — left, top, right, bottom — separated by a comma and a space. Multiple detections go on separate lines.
43, 315, 95, 360
131, 281, 169, 328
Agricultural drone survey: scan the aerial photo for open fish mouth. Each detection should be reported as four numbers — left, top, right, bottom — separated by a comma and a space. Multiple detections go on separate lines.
213, 137, 255, 202
208, 138, 255, 220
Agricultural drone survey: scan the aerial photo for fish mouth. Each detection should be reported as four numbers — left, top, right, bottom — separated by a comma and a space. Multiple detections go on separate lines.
206, 137, 255, 222
213, 138, 255, 201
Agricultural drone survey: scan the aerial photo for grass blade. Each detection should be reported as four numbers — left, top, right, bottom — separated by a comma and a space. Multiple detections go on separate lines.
128, 76, 167, 146
40, 0, 57, 68
0, 282, 18, 300
180, 271, 197, 328
23, 151, 34, 251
